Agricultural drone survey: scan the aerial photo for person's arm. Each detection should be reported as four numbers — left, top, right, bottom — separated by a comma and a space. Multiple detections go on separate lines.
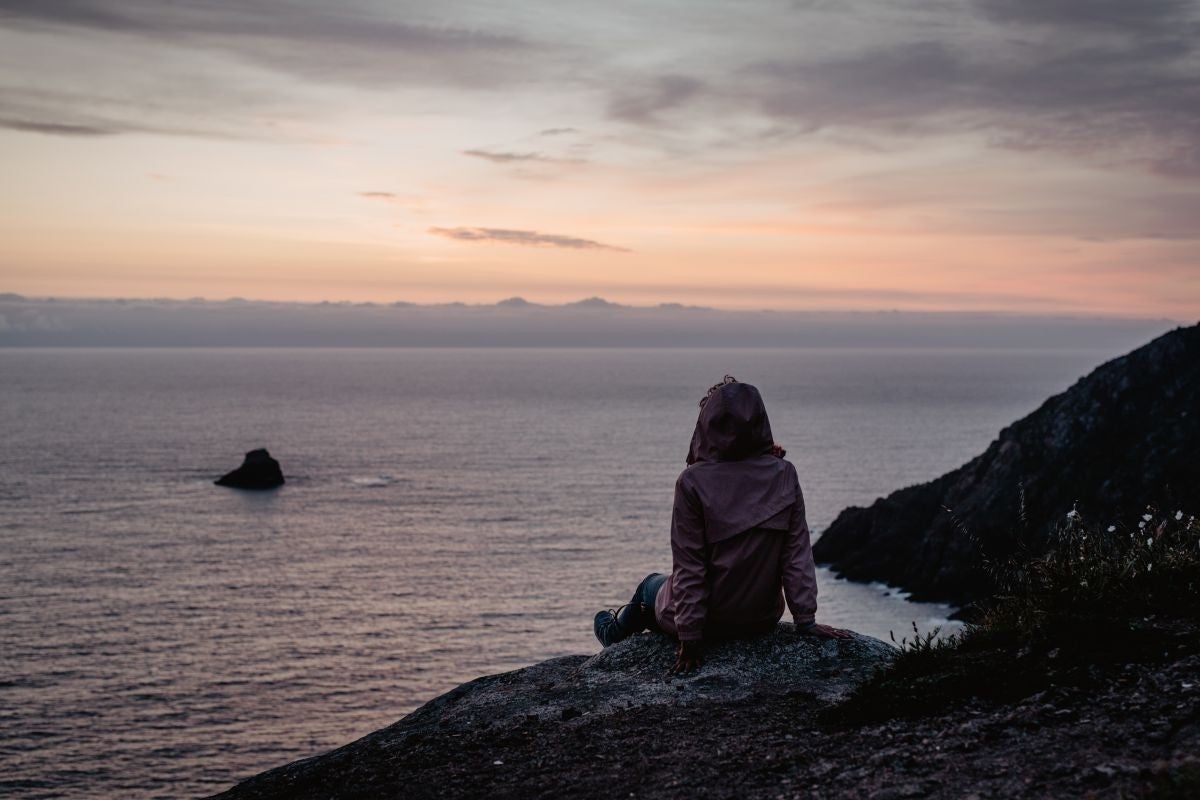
782, 478, 818, 627
669, 474, 708, 671
783, 474, 851, 640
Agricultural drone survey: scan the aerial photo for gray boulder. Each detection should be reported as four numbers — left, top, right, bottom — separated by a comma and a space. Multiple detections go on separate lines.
398, 623, 894, 737
211, 624, 894, 798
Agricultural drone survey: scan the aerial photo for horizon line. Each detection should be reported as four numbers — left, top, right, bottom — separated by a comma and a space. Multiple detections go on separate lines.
0, 292, 1186, 324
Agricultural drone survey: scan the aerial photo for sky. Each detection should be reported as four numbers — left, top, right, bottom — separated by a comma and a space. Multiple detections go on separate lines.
0, 0, 1198, 317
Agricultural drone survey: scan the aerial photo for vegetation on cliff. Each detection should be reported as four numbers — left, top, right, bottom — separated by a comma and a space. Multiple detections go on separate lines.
834, 505, 1200, 721
826, 505, 1200, 797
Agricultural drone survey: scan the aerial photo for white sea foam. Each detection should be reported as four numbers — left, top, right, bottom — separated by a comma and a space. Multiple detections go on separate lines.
350, 475, 394, 487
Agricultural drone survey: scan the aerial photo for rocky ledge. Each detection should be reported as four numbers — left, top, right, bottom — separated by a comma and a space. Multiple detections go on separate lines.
211, 625, 894, 799
208, 619, 1200, 800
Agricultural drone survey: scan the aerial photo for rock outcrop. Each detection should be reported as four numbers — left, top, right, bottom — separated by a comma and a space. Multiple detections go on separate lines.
215, 449, 285, 490
813, 323, 1200, 604
211, 624, 894, 798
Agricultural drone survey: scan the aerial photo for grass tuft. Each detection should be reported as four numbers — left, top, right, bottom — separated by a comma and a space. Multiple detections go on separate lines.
825, 507, 1200, 726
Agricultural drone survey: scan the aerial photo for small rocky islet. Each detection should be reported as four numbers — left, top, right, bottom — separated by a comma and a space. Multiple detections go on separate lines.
215, 448, 285, 490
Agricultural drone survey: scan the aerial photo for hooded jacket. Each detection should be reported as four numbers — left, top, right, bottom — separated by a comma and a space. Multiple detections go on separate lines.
654, 382, 818, 641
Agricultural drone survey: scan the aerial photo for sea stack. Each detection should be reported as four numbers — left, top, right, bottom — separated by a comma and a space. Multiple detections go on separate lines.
215, 448, 285, 490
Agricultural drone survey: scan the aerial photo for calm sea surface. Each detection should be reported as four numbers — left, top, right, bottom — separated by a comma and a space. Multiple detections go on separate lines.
0, 347, 1116, 798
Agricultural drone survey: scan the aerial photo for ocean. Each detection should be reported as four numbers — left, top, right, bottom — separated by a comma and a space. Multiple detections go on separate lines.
0, 346, 1117, 798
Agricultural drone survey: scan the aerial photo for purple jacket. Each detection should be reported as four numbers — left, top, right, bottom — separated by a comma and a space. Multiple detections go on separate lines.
654, 382, 818, 641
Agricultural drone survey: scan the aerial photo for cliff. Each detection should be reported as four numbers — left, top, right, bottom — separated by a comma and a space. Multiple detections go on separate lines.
813, 323, 1200, 604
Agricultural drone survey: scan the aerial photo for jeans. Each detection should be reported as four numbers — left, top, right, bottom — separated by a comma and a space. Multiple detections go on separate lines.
615, 572, 667, 635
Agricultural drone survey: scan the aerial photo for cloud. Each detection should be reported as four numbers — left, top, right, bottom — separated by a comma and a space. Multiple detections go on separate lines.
0, 84, 287, 141
0, 111, 248, 140
6, 1, 1193, 179
745, 1, 1200, 176
462, 149, 549, 164
0, 295, 1178, 348
428, 226, 630, 252
974, 0, 1191, 34
0, 117, 115, 136
461, 148, 585, 166
358, 190, 397, 200
0, 1, 547, 91
608, 75, 704, 122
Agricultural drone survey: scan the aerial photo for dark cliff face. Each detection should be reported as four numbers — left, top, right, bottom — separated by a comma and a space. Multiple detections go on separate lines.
812, 323, 1200, 605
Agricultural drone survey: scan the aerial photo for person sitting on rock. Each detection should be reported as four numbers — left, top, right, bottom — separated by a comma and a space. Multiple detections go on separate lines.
594, 375, 851, 673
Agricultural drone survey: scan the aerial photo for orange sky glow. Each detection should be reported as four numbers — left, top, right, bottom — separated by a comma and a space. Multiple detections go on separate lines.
1, 1, 1197, 318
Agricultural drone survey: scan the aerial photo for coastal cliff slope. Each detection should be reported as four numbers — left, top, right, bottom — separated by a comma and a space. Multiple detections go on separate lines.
813, 323, 1200, 604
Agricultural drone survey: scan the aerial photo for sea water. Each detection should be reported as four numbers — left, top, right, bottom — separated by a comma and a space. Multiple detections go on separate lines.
0, 347, 1114, 798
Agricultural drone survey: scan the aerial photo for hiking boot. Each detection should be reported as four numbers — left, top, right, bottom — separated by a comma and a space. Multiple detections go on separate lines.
593, 608, 626, 647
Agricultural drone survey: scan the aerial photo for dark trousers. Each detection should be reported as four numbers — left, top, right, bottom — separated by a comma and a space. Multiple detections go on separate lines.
616, 572, 668, 635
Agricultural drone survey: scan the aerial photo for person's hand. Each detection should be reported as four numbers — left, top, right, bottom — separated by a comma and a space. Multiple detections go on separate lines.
799, 623, 852, 639
771, 443, 787, 458
671, 639, 704, 674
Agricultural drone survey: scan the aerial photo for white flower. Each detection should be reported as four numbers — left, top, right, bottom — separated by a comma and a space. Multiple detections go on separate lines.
1176, 511, 1184, 521
1139, 521, 1146, 529
1066, 509, 1078, 519
1142, 513, 1153, 522
1147, 563, 1153, 572
1107, 526, 1116, 533
1147, 538, 1154, 547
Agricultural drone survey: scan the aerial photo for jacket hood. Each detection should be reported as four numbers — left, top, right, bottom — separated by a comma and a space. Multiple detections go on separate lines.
681, 381, 797, 543
686, 382, 775, 465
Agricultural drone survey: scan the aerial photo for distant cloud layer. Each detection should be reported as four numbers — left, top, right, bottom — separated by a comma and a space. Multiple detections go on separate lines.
0, 295, 1178, 349
428, 226, 630, 252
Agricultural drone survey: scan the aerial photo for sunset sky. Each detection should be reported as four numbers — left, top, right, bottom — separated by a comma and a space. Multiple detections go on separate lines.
1, 1, 1197, 316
